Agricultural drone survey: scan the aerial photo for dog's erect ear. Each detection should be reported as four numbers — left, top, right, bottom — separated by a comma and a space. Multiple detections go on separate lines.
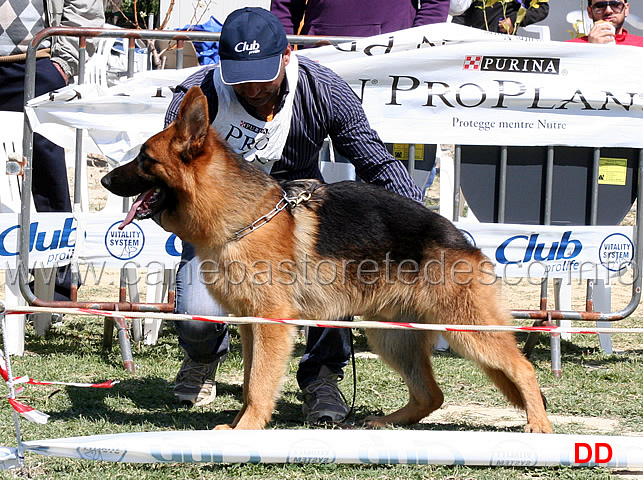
175, 86, 209, 161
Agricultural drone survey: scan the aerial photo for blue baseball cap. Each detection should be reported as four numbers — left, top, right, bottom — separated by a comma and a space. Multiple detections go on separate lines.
219, 7, 289, 85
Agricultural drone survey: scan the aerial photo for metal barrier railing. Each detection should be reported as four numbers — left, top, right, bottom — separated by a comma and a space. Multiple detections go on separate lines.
15, 27, 359, 368
452, 144, 643, 375
451, 145, 642, 322
18, 27, 358, 315
16, 28, 642, 372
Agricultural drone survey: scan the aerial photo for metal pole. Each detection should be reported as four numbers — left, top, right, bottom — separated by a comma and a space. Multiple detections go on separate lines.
18, 37, 39, 305
74, 38, 87, 207
498, 146, 507, 223
544, 146, 561, 377
1, 301, 25, 468
544, 146, 554, 226
69, 38, 88, 304
590, 148, 600, 226
175, 39, 185, 70
453, 145, 461, 222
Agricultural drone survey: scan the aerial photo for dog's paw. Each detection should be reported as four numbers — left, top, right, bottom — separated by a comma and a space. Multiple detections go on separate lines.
362, 415, 388, 428
524, 421, 553, 434
213, 424, 233, 430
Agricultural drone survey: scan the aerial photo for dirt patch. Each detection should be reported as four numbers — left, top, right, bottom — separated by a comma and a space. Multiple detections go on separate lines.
424, 404, 623, 434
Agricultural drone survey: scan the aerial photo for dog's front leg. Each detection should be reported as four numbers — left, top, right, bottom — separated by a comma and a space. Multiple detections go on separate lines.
215, 322, 295, 430
214, 323, 254, 429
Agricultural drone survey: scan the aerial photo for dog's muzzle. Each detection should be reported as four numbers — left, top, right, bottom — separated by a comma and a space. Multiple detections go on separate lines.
118, 187, 167, 230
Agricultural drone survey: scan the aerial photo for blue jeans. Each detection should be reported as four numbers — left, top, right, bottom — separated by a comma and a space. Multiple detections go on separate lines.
174, 242, 351, 388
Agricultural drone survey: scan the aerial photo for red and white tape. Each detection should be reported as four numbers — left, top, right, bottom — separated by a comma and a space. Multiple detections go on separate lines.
4, 305, 643, 336
8, 398, 49, 425
1, 349, 118, 423
1, 349, 118, 390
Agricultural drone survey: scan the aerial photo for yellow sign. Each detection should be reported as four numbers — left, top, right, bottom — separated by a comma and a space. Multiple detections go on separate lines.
598, 157, 627, 186
392, 144, 424, 161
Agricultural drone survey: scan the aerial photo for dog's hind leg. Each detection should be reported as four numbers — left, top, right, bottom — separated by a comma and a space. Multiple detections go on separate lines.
215, 322, 295, 430
363, 327, 444, 427
443, 327, 553, 433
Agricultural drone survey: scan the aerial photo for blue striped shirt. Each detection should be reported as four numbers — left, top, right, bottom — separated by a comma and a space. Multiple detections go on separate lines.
165, 55, 423, 202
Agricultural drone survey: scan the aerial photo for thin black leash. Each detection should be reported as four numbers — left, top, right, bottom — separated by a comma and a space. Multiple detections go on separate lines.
347, 329, 357, 420
335, 328, 357, 425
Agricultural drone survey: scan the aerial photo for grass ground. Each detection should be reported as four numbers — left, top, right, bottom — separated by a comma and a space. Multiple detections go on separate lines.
0, 305, 642, 479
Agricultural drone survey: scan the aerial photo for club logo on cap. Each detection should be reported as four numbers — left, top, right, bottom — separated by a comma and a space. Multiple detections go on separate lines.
235, 40, 261, 55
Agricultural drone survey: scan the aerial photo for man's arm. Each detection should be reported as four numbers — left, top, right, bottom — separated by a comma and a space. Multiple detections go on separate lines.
413, 0, 451, 26
50, 0, 105, 79
270, 0, 308, 35
326, 72, 423, 202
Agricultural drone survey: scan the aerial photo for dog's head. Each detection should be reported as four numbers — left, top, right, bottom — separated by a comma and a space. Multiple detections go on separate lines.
101, 86, 212, 231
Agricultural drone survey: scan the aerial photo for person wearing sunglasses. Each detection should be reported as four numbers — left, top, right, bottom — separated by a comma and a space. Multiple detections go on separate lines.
568, 0, 643, 46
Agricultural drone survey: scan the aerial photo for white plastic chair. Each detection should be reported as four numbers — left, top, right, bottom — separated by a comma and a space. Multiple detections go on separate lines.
81, 32, 170, 345
522, 24, 551, 41
83, 36, 118, 87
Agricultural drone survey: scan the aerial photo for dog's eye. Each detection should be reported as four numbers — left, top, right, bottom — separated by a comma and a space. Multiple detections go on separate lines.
139, 151, 159, 167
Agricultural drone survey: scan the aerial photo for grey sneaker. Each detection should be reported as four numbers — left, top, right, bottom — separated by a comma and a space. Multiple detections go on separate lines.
173, 354, 223, 407
302, 366, 350, 424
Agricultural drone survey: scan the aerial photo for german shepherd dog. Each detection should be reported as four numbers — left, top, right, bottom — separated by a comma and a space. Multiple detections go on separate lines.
102, 86, 552, 433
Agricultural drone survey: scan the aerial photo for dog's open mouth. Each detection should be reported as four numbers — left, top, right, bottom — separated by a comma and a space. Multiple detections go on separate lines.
118, 187, 166, 230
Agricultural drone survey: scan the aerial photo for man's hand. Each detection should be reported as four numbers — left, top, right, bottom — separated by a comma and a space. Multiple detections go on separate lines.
499, 17, 514, 34
52, 61, 69, 85
587, 20, 616, 43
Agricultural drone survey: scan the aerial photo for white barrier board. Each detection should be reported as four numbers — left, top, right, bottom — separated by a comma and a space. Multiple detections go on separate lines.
0, 213, 180, 271
299, 24, 643, 147
20, 429, 643, 467
0, 213, 633, 280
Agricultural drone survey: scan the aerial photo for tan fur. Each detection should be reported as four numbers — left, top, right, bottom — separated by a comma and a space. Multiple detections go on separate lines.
103, 86, 552, 433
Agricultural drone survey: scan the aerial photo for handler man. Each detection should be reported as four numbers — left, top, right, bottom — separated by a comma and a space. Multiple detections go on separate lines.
164, 7, 423, 425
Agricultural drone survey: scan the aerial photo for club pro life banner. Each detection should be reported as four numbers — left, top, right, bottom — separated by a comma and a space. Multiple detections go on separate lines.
0, 213, 633, 280
299, 23, 643, 147
0, 213, 181, 272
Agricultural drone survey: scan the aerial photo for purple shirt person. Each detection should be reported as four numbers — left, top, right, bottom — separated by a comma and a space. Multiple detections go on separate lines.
271, 0, 449, 37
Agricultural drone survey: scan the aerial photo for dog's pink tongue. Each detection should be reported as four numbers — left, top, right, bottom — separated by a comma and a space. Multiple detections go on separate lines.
118, 193, 147, 230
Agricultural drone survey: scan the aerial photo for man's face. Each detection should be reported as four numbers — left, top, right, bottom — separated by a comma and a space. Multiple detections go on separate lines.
232, 48, 291, 109
588, 0, 629, 30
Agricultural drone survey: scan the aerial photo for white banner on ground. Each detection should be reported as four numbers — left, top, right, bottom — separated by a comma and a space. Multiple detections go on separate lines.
0, 447, 20, 471
0, 213, 632, 280
20, 429, 643, 467
25, 24, 643, 167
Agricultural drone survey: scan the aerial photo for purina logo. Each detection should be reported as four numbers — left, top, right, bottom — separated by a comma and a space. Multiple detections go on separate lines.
464, 55, 560, 75
235, 40, 261, 55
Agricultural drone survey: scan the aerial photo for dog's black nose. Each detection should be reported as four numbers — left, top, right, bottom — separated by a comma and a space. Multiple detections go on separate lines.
101, 174, 111, 190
